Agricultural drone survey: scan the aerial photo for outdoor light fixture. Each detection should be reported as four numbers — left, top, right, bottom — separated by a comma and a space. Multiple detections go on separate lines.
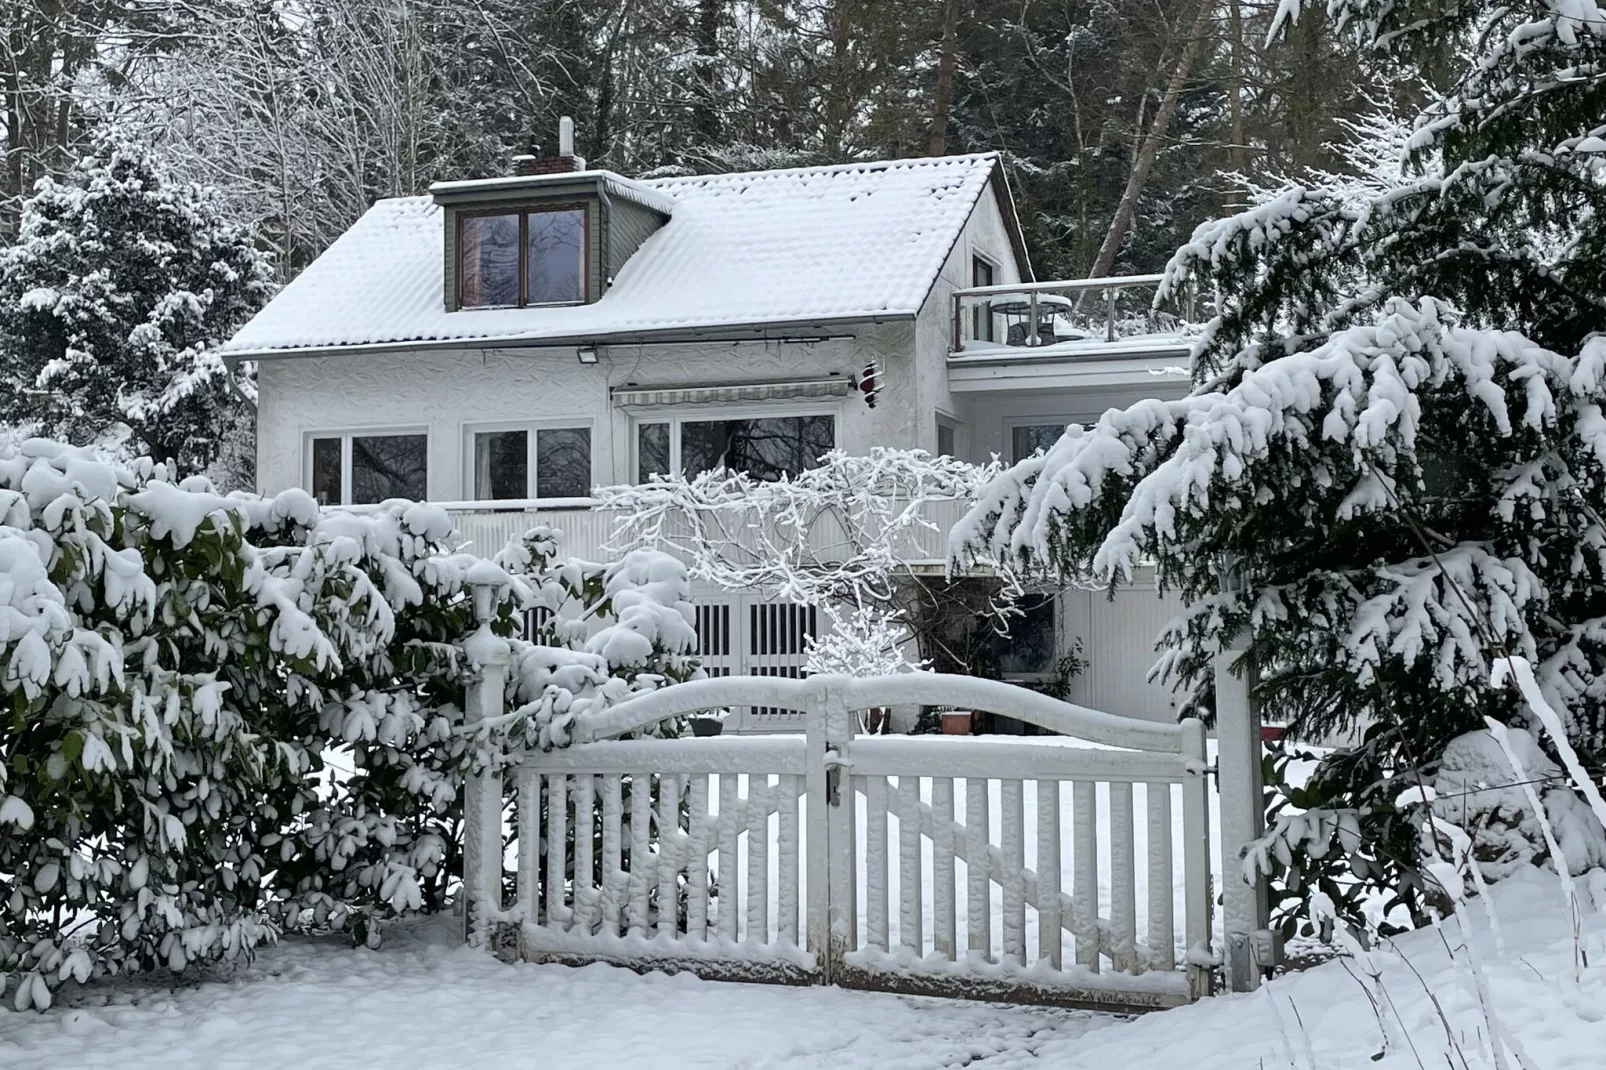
576, 345, 598, 365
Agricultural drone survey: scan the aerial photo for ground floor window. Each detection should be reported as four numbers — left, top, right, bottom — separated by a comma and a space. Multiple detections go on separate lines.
636, 413, 835, 483
1010, 422, 1066, 463
994, 593, 1057, 677
471, 425, 592, 500
310, 431, 428, 504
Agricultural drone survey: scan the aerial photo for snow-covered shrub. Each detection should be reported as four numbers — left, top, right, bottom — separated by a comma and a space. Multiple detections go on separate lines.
1432, 729, 1606, 886
0, 439, 699, 1006
0, 136, 272, 480
955, 0, 1606, 934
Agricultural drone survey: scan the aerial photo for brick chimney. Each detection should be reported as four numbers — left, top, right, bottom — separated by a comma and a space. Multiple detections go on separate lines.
512, 116, 587, 176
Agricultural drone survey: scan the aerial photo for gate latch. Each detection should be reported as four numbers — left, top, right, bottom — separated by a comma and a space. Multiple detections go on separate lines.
823, 749, 853, 807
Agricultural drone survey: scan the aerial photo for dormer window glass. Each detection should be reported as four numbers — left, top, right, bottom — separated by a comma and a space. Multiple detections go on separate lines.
458, 206, 586, 309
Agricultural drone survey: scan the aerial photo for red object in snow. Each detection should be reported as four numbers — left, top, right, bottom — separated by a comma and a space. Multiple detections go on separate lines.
1261, 724, 1286, 743
859, 360, 879, 408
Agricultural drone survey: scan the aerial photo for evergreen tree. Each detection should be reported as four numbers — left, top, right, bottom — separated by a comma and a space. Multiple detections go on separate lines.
0, 138, 272, 478
956, 0, 1606, 929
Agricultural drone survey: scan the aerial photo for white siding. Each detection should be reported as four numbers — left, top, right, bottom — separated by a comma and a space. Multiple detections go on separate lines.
1060, 570, 1189, 724
255, 324, 919, 498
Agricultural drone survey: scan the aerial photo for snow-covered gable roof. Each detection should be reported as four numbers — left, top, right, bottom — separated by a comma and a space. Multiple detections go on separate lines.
223, 153, 1012, 357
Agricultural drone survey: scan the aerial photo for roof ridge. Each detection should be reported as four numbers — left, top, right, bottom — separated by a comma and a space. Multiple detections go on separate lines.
640, 152, 997, 189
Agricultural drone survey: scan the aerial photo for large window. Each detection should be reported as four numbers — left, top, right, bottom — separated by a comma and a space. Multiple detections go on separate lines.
471, 426, 592, 500
1011, 422, 1065, 462
636, 414, 834, 483
310, 432, 428, 505
458, 206, 585, 308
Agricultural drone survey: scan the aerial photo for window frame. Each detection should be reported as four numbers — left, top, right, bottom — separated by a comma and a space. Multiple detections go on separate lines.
455, 202, 589, 310
1005, 417, 1070, 463
305, 427, 430, 505
995, 592, 1060, 682
935, 414, 960, 459
629, 404, 840, 483
462, 419, 596, 502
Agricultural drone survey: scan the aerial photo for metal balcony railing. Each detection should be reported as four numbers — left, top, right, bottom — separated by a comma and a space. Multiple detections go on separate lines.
952, 274, 1199, 353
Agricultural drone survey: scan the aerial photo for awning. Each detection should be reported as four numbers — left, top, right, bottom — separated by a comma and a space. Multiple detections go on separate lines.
611, 377, 854, 407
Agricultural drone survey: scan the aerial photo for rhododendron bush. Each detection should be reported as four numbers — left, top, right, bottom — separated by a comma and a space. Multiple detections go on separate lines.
0, 439, 697, 1008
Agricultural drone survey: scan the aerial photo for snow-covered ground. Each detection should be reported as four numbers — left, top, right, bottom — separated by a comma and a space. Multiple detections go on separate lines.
2, 867, 1602, 1068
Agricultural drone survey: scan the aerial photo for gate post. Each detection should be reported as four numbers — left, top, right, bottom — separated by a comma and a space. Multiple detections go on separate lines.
1214, 628, 1272, 991
462, 570, 511, 948
819, 676, 857, 980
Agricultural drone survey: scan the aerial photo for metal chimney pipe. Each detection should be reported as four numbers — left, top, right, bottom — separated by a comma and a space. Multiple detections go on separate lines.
559, 116, 575, 157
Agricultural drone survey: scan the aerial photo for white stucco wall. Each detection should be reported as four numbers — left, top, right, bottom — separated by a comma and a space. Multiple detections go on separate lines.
255, 321, 924, 500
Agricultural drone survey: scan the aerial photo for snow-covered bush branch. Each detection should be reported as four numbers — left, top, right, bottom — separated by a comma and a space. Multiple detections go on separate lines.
598, 447, 1027, 675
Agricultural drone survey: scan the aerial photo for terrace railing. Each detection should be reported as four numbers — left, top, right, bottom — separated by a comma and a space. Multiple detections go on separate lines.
952, 274, 1199, 352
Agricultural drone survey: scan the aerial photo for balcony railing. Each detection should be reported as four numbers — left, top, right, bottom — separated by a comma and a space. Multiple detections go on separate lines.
443, 496, 974, 565
952, 274, 1199, 353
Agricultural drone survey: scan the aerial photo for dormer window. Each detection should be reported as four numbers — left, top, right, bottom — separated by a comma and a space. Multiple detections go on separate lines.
458, 205, 586, 308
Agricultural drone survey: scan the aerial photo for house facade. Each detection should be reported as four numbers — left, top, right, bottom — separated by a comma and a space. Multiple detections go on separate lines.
223, 130, 1195, 732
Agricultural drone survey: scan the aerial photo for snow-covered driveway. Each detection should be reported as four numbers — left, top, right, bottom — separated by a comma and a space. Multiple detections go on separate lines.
0, 920, 1114, 1069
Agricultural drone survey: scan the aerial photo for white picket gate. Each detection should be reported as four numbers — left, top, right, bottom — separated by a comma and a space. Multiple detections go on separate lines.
463, 671, 1215, 1012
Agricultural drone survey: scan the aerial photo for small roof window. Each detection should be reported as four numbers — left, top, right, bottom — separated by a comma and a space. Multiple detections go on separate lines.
459, 205, 586, 308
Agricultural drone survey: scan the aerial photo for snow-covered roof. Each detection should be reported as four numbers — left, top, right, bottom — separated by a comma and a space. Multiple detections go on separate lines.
223, 154, 1011, 358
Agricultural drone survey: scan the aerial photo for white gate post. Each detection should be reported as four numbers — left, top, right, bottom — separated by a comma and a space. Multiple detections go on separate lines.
1214, 628, 1272, 991
819, 676, 857, 980
463, 571, 511, 947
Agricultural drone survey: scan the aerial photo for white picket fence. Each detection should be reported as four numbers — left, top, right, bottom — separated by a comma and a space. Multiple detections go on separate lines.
463, 672, 1215, 1012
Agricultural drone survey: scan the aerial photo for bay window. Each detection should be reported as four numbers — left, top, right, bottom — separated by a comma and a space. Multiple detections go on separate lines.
635, 414, 835, 483
310, 432, 428, 505
470, 426, 593, 500
458, 205, 585, 308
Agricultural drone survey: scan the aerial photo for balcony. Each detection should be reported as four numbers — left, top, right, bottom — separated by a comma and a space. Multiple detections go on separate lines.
443, 496, 974, 566
949, 275, 1198, 393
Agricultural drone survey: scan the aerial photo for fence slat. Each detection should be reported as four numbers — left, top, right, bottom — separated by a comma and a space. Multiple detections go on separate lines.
601, 774, 623, 933
897, 775, 923, 955
933, 777, 956, 961
655, 773, 681, 938
865, 775, 890, 951
517, 768, 540, 926
1147, 782, 1176, 971
545, 775, 568, 928
746, 776, 770, 944
572, 775, 597, 930
1111, 781, 1137, 972
966, 776, 991, 961
687, 775, 710, 941
628, 774, 651, 935
1001, 779, 1026, 964
1036, 779, 1062, 969
778, 774, 801, 946
1072, 780, 1099, 971
717, 774, 740, 941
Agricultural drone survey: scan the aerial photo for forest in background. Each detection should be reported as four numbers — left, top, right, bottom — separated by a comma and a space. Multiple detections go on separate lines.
2, 0, 1432, 282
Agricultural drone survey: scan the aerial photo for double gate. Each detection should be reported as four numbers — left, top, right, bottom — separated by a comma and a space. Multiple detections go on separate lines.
467, 673, 1214, 1012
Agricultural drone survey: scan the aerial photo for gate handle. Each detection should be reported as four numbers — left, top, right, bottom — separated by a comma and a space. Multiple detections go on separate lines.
823, 749, 854, 807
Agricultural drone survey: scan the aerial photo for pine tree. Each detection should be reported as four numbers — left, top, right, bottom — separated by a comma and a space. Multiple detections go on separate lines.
956, 0, 1606, 928
0, 137, 272, 477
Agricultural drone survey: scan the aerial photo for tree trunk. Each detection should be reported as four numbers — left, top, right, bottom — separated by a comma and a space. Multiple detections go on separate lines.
1227, 0, 1246, 208
928, 0, 959, 156
1085, 0, 1213, 279
692, 0, 723, 146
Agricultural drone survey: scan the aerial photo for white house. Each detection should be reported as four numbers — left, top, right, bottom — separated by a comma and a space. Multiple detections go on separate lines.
222, 128, 1196, 731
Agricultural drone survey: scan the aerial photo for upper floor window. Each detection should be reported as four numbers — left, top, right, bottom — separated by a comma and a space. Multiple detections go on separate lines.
637, 414, 835, 483
1011, 422, 1065, 463
471, 425, 592, 500
458, 206, 585, 308
311, 432, 428, 505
